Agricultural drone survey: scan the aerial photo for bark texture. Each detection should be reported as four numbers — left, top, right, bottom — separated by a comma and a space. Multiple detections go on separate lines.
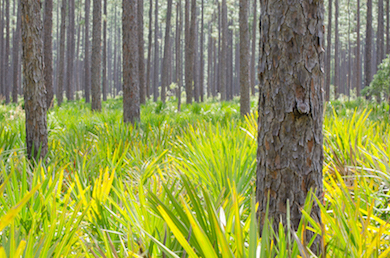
356, 0, 360, 96
325, 0, 331, 101
4, 0, 10, 103
85, 0, 91, 102
44, 0, 53, 108
91, 0, 102, 111
102, 0, 107, 101
12, 0, 21, 103
21, 0, 48, 160
377, 0, 384, 66
365, 0, 372, 88
240, 0, 250, 116
123, 0, 140, 123
256, 0, 324, 253
138, 0, 145, 104
153, 0, 159, 102
146, 0, 153, 99
57, 0, 67, 106
161, 0, 173, 103
66, 0, 75, 101
176, 0, 182, 111
334, 0, 339, 99
250, 0, 257, 96
220, 0, 227, 101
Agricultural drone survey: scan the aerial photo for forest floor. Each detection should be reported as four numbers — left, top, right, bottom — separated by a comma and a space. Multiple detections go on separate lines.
0, 97, 389, 257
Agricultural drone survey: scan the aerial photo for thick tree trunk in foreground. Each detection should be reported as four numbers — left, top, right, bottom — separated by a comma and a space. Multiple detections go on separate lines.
44, 0, 54, 108
91, 0, 102, 111
257, 0, 324, 253
12, 0, 21, 103
161, 0, 173, 103
85, 0, 91, 103
123, 0, 140, 123
240, 0, 250, 116
21, 0, 48, 160
4, 0, 10, 103
200, 0, 204, 102
57, 0, 67, 106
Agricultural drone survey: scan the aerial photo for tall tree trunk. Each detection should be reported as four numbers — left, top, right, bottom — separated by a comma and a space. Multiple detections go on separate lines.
257, 0, 324, 253
91, 0, 102, 111
102, 0, 107, 101
66, 0, 75, 101
356, 0, 360, 96
185, 0, 196, 104
85, 0, 91, 103
123, 0, 140, 123
161, 0, 173, 103
4, 0, 10, 103
138, 0, 145, 104
146, 0, 153, 99
21, 0, 48, 160
377, 0, 385, 66
0, 0, 3, 99
153, 0, 159, 102
12, 0, 21, 103
334, 0, 339, 99
325, 0, 331, 101
240, 0, 250, 116
194, 18, 199, 102
220, 0, 227, 101
387, 0, 389, 55
200, 0, 204, 102
176, 0, 182, 111
250, 0, 257, 96
57, 0, 67, 106
44, 0, 53, 107
207, 20, 212, 99
365, 0, 373, 89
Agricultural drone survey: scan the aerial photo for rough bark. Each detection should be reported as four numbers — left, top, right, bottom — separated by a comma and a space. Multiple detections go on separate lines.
257, 0, 324, 253
250, 0, 257, 96
4, 0, 10, 103
356, 0, 360, 96
138, 0, 145, 104
91, 0, 102, 111
85, 0, 91, 103
12, 0, 21, 103
44, 0, 53, 108
240, 0, 250, 116
102, 0, 107, 101
377, 0, 384, 66
325, 0, 331, 101
334, 0, 339, 99
387, 0, 389, 55
176, 0, 182, 111
207, 21, 212, 99
21, 0, 48, 160
185, 0, 196, 104
66, 0, 75, 101
194, 18, 199, 103
146, 0, 152, 99
365, 0, 372, 89
123, 0, 140, 123
200, 0, 204, 102
220, 0, 227, 101
57, 0, 67, 106
153, 0, 159, 102
161, 0, 173, 103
